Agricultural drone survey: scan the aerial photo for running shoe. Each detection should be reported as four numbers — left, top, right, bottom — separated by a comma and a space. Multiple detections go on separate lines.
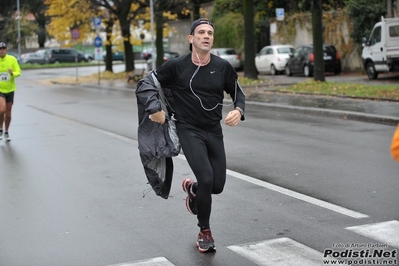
182, 178, 197, 215
4, 132, 10, 141
196, 229, 216, 253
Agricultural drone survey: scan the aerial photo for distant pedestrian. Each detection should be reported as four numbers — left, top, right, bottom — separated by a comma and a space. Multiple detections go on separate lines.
0, 41, 21, 141
136, 18, 245, 253
391, 124, 399, 162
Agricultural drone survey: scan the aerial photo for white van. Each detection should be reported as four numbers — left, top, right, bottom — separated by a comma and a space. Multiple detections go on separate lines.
361, 17, 399, 79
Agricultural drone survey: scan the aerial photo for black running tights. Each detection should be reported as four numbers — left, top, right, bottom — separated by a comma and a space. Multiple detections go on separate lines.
176, 122, 226, 229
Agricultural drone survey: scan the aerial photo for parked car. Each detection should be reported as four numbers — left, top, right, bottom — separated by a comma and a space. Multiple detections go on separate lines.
141, 48, 179, 61
84, 53, 94, 61
163, 51, 179, 61
38, 48, 88, 64
146, 51, 180, 70
285, 44, 341, 77
103, 51, 125, 61
20, 51, 47, 64
255, 45, 295, 75
210, 48, 242, 70
141, 48, 153, 60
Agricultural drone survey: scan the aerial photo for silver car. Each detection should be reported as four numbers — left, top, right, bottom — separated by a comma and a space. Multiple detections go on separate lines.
210, 48, 242, 70
20, 51, 47, 64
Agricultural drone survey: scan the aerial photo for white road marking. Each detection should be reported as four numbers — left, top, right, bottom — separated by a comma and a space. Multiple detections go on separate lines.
346, 220, 399, 248
226, 169, 369, 219
228, 237, 322, 266
107, 257, 174, 266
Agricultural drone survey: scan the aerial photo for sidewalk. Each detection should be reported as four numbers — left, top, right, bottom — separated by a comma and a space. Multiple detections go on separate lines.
244, 87, 399, 125
81, 79, 399, 126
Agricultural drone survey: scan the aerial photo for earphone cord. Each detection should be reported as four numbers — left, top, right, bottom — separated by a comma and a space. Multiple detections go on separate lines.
189, 51, 237, 112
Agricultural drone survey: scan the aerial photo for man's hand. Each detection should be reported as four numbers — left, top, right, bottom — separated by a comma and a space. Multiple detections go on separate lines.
224, 109, 241, 126
149, 110, 166, 124
8, 68, 13, 75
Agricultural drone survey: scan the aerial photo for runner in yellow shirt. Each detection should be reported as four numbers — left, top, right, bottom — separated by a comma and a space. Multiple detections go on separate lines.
0, 42, 21, 141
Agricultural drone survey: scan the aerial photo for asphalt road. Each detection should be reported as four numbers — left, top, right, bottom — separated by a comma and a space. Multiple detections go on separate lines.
1, 67, 398, 266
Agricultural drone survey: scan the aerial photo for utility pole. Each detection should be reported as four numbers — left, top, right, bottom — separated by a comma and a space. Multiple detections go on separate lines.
17, 0, 21, 59
150, 0, 155, 71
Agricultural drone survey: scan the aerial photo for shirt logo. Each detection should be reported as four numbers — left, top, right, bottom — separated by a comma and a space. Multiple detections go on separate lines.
210, 71, 216, 74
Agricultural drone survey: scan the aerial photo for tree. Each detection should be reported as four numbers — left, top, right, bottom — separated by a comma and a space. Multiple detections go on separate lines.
91, 0, 147, 72
312, 0, 325, 81
104, 17, 116, 72
21, 0, 49, 48
387, 0, 393, 18
45, 0, 95, 44
94, 0, 134, 72
153, 0, 180, 68
243, 0, 257, 79
211, 0, 244, 50
0, 0, 16, 45
0, 0, 16, 17
2, 11, 38, 48
155, 1, 167, 68
346, 0, 387, 45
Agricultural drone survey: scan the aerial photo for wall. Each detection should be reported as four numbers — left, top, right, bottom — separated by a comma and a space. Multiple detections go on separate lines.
168, 20, 191, 55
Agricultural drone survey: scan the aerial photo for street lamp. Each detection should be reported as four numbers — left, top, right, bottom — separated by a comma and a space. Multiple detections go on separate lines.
17, 0, 21, 59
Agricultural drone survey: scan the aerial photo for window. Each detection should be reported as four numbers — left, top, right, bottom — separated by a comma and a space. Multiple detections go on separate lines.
259, 48, 266, 55
323, 45, 336, 54
370, 26, 381, 45
222, 49, 237, 55
389, 25, 399, 38
61, 49, 72, 55
294, 47, 305, 57
277, 47, 293, 54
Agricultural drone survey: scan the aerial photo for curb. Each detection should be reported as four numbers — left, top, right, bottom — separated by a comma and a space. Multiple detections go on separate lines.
266, 89, 399, 103
247, 101, 399, 126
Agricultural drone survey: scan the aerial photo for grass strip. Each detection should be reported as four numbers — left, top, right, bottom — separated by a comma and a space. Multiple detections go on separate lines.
276, 80, 399, 100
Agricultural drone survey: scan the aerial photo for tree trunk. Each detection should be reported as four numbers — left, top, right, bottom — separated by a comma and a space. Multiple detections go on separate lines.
387, 0, 393, 18
119, 16, 134, 72
155, 12, 164, 68
191, 0, 201, 20
37, 26, 46, 48
243, 0, 257, 79
36, 13, 46, 48
312, 0, 325, 82
105, 20, 114, 72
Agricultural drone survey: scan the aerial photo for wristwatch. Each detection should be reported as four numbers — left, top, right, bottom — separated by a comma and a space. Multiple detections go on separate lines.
235, 107, 244, 117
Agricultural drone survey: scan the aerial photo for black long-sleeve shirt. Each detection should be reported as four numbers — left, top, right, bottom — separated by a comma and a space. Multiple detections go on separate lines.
155, 53, 245, 127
